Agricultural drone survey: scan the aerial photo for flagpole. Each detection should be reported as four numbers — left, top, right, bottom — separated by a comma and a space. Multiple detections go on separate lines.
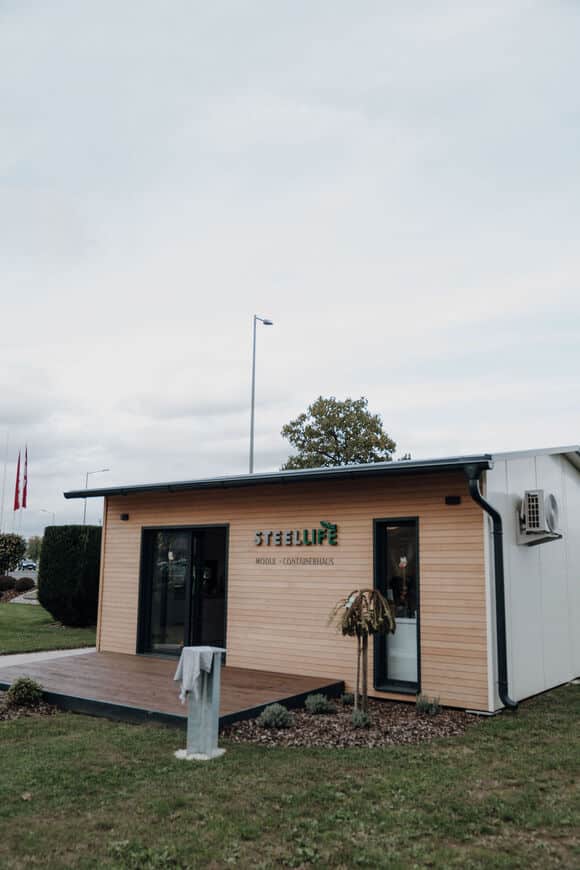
12, 449, 21, 535
0, 431, 8, 534
20, 445, 28, 537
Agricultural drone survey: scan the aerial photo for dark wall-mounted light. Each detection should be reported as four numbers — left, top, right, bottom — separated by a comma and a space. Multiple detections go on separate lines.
120, 513, 130, 521
445, 496, 462, 506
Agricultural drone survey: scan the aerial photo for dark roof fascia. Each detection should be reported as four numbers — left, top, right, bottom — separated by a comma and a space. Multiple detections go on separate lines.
64, 455, 493, 500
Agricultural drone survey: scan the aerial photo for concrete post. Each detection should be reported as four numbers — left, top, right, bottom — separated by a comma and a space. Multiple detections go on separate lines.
174, 647, 226, 762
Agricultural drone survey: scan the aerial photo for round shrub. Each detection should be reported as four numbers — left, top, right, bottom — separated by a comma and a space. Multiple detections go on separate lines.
0, 534, 26, 575
14, 577, 35, 593
6, 677, 43, 708
37, 525, 101, 627
257, 703, 294, 729
340, 692, 354, 707
0, 575, 15, 592
304, 693, 337, 715
351, 709, 371, 729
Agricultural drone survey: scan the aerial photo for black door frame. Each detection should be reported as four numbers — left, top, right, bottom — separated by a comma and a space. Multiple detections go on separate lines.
137, 523, 229, 656
373, 517, 421, 694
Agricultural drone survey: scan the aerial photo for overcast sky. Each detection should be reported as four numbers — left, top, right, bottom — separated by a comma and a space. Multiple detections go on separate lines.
1, 1, 579, 535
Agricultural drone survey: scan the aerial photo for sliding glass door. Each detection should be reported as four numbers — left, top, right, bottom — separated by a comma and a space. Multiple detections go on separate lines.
149, 530, 191, 655
374, 519, 420, 691
189, 527, 228, 648
139, 526, 227, 655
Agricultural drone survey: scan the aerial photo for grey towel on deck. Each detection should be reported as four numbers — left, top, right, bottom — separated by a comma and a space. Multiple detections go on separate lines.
174, 647, 215, 704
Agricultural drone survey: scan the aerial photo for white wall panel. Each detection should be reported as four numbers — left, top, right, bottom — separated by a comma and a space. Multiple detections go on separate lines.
562, 459, 580, 677
535, 456, 573, 687
487, 452, 580, 704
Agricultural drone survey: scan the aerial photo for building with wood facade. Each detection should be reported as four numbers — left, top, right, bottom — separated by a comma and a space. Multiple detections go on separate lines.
65, 446, 580, 713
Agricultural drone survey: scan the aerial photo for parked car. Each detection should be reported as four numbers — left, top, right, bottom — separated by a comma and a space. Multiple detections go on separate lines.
18, 559, 37, 571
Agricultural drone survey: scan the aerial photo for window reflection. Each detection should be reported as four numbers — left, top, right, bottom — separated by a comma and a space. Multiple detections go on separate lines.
151, 531, 190, 654
385, 526, 417, 619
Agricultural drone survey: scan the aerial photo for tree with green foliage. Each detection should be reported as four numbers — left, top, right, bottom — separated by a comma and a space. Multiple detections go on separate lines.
27, 536, 43, 562
0, 534, 26, 575
38, 525, 101, 627
281, 395, 401, 470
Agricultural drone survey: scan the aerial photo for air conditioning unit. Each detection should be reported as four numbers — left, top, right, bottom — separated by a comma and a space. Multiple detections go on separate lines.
517, 490, 562, 546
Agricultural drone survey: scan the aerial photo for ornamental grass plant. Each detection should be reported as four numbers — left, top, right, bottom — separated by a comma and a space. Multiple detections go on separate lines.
304, 693, 337, 715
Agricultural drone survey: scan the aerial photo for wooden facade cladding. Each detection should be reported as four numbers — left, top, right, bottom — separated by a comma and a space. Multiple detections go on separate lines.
98, 471, 490, 711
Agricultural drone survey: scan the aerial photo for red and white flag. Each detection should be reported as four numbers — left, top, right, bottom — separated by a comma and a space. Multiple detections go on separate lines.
22, 446, 28, 508
13, 450, 21, 511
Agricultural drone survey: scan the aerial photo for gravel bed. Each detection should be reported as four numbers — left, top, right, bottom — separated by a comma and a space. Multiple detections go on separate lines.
224, 699, 478, 748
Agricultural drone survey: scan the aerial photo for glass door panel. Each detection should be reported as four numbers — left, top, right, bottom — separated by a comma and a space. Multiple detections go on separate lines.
191, 527, 227, 648
375, 520, 419, 688
149, 530, 191, 655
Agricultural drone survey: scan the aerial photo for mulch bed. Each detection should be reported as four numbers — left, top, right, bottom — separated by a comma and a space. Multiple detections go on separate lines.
224, 699, 478, 748
0, 590, 22, 604
0, 693, 56, 723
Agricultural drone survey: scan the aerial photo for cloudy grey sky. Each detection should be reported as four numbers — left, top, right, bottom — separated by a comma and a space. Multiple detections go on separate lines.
1, 1, 579, 535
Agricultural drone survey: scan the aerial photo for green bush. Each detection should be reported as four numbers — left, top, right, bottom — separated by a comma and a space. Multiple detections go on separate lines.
351, 709, 371, 729
257, 703, 294, 729
37, 525, 101, 627
304, 693, 337, 715
0, 575, 15, 592
0, 534, 26, 575
27, 535, 43, 562
340, 692, 355, 706
416, 694, 442, 716
14, 576, 35, 593
6, 677, 43, 708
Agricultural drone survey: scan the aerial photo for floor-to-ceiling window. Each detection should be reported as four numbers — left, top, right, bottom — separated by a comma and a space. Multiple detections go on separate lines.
374, 519, 420, 691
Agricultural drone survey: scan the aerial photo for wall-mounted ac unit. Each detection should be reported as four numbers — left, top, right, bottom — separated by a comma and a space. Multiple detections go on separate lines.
517, 490, 562, 546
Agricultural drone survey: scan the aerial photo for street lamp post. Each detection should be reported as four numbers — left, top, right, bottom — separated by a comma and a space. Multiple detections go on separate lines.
39, 509, 56, 526
249, 315, 273, 474
83, 468, 110, 525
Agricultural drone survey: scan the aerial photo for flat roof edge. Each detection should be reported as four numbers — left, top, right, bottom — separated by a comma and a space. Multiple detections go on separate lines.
64, 455, 493, 500
491, 444, 580, 462
490, 445, 580, 474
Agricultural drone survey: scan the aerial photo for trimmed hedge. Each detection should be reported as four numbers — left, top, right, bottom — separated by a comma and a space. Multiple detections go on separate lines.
38, 525, 101, 627
0, 575, 16, 592
14, 576, 35, 593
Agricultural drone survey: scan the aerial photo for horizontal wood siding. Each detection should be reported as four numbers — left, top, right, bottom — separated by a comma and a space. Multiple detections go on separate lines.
99, 472, 489, 710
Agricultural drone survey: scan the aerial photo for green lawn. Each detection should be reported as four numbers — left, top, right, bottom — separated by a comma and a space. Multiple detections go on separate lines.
0, 604, 96, 655
0, 685, 578, 869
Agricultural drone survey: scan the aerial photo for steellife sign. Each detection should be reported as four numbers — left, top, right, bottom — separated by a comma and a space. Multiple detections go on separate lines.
255, 520, 338, 547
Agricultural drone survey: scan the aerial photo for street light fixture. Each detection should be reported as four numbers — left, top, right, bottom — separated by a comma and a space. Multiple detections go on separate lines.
39, 509, 56, 526
249, 314, 274, 474
83, 468, 110, 525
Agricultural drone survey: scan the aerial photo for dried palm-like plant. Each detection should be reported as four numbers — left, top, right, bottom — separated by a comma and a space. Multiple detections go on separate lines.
329, 589, 395, 712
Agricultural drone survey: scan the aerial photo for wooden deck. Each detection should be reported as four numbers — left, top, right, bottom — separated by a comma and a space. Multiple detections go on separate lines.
0, 652, 343, 728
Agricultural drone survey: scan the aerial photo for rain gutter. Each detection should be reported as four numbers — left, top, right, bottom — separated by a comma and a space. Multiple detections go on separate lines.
464, 463, 518, 711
